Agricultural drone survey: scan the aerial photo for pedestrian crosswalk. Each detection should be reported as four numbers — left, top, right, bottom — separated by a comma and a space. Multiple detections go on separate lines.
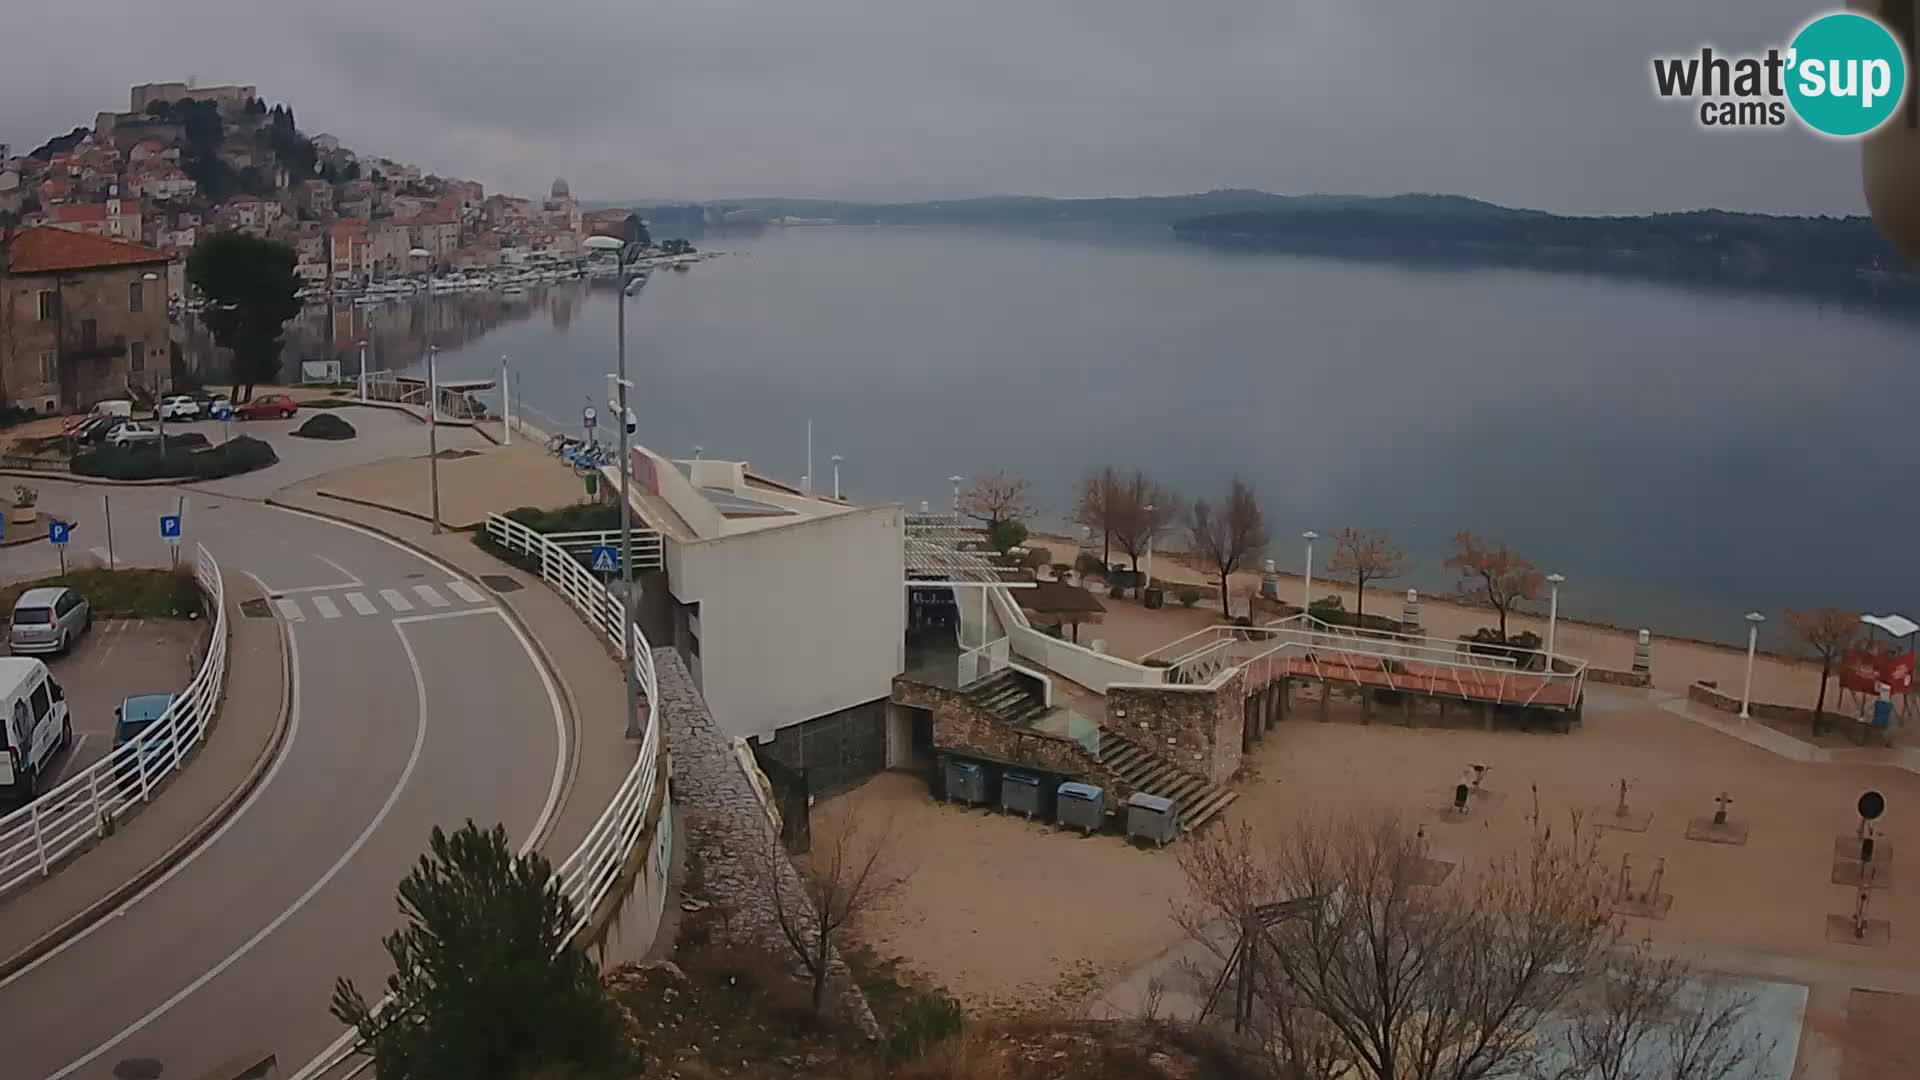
270, 581, 493, 622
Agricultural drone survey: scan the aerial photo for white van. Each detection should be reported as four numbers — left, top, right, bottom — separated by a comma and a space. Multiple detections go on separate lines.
89, 399, 133, 419
0, 658, 71, 801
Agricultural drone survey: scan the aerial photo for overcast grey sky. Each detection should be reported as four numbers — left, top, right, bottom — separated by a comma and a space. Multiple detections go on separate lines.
0, 0, 1871, 214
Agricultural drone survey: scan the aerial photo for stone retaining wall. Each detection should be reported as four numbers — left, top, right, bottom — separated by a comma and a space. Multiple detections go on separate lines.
657, 650, 881, 1040
1107, 667, 1246, 784
1687, 680, 1821, 726
1588, 667, 1652, 688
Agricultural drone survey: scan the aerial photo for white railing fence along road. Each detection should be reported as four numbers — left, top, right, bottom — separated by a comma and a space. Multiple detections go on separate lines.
0, 543, 228, 898
483, 512, 663, 940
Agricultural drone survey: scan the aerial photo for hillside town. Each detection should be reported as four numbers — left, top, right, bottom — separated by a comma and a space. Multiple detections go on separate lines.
0, 79, 655, 413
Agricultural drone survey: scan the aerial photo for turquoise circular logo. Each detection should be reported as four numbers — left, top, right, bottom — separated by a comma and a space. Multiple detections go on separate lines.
1786, 12, 1908, 137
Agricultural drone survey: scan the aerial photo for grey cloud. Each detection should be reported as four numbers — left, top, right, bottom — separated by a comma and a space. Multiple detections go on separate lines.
0, 0, 1869, 213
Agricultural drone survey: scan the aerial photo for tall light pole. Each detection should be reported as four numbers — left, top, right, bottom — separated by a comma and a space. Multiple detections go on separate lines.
1740, 611, 1766, 720
831, 454, 844, 500
949, 475, 964, 515
142, 272, 166, 447
409, 248, 441, 533
1301, 530, 1318, 613
499, 353, 511, 444
357, 338, 370, 402
1544, 572, 1565, 669
584, 235, 644, 740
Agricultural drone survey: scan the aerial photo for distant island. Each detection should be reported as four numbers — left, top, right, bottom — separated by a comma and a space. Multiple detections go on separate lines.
616, 190, 1920, 313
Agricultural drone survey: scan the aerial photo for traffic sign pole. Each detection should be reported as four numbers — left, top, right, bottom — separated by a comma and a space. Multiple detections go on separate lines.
103, 494, 114, 571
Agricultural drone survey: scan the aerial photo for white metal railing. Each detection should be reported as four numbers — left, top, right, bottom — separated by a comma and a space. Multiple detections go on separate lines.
540, 529, 665, 573
482, 512, 662, 940
957, 635, 1011, 687
1141, 614, 1588, 710
0, 544, 227, 898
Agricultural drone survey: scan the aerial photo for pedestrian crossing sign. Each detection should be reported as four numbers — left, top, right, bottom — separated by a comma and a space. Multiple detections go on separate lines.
590, 545, 619, 574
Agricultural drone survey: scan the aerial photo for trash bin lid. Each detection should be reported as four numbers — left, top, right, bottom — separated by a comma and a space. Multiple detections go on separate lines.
1004, 770, 1040, 785
1057, 781, 1103, 801
1128, 792, 1177, 813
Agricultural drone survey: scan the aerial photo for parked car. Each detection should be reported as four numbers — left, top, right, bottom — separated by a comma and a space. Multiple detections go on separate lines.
236, 394, 299, 420
89, 399, 133, 420
200, 394, 234, 421
157, 395, 202, 421
107, 421, 162, 448
0, 658, 71, 802
9, 586, 90, 655
112, 692, 178, 781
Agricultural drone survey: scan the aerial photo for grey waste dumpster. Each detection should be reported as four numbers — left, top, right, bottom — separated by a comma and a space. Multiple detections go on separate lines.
1001, 771, 1043, 818
1056, 781, 1105, 834
1126, 792, 1181, 846
946, 759, 989, 807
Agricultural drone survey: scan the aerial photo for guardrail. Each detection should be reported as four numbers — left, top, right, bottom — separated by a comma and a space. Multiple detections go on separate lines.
540, 529, 664, 573
956, 635, 1010, 686
0, 543, 227, 898
482, 511, 662, 940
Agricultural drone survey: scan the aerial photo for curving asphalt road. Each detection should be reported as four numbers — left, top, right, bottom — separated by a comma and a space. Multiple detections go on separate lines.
0, 479, 567, 1080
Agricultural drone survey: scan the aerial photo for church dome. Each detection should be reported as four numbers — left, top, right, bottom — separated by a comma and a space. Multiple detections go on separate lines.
549, 177, 571, 201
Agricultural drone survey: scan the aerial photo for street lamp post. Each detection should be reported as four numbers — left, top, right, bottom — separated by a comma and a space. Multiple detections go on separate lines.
357, 338, 370, 402
949, 475, 964, 515
1301, 530, 1318, 613
499, 354, 511, 445
584, 235, 644, 740
408, 249, 441, 533
1544, 573, 1566, 669
1740, 611, 1766, 720
142, 272, 166, 447
831, 454, 844, 501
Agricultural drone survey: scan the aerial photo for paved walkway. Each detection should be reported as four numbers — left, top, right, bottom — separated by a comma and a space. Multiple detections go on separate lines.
311, 440, 587, 530
0, 572, 286, 976
267, 479, 637, 872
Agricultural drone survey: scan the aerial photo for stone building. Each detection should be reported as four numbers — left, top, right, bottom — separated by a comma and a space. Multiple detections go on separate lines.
0, 227, 173, 411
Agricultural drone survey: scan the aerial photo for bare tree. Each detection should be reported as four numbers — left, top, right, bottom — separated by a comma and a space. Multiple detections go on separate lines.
760, 806, 905, 1014
1325, 527, 1408, 625
1175, 811, 1767, 1080
1784, 608, 1860, 736
1111, 469, 1181, 579
1445, 532, 1544, 641
1073, 466, 1121, 566
1191, 477, 1269, 620
958, 470, 1033, 531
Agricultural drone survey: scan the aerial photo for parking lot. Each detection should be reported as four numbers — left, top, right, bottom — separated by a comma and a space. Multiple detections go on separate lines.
19, 617, 206, 790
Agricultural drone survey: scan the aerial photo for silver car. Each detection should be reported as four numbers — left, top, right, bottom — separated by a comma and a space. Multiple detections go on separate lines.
10, 587, 90, 655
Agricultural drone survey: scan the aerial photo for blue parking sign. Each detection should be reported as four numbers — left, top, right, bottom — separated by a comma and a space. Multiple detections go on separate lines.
160, 514, 182, 540
589, 545, 619, 574
48, 521, 69, 546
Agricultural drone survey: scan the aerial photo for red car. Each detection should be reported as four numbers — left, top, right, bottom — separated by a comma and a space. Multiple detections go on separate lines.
235, 394, 299, 420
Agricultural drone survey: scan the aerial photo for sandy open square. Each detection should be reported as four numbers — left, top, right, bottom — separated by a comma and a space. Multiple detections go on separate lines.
819, 685, 1920, 1013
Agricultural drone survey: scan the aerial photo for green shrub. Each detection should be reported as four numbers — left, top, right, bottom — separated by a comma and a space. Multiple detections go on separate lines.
1022, 545, 1052, 570
888, 989, 965, 1060
986, 519, 1027, 554
1179, 587, 1201, 607
72, 436, 278, 481
505, 502, 622, 533
292, 412, 357, 440
1074, 552, 1105, 578
1308, 594, 1346, 617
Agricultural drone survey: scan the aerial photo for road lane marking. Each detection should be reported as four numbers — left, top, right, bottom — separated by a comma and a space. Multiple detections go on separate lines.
412, 584, 450, 608
269, 582, 364, 595
310, 595, 341, 620
295, 606, 568, 1080
344, 592, 377, 616
47, 617, 430, 1080
446, 580, 486, 604
274, 598, 305, 622
314, 554, 361, 585
0, 569, 303, 990
378, 589, 413, 612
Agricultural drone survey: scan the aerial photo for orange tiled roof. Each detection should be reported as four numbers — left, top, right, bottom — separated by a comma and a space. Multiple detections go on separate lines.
4, 226, 171, 274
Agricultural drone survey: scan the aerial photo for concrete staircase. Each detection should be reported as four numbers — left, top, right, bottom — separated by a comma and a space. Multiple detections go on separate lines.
965, 669, 1050, 727
1096, 729, 1239, 833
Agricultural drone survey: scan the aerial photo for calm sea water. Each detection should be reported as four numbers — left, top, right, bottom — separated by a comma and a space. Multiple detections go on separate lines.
300, 225, 1920, 646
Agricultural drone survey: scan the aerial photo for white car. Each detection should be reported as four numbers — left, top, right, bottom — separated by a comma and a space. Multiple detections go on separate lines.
156, 395, 201, 421
107, 421, 162, 448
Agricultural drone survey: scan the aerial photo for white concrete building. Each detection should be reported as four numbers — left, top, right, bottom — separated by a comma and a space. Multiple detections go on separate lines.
615, 445, 906, 789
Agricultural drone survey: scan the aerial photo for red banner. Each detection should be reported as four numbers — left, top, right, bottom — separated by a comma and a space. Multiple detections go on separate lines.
1839, 648, 1914, 695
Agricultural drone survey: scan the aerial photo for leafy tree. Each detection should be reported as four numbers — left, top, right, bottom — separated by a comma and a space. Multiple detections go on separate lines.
177, 98, 223, 150
986, 518, 1028, 555
959, 469, 1032, 531
1190, 477, 1269, 619
144, 100, 174, 119
1325, 527, 1407, 624
1784, 608, 1860, 736
330, 821, 633, 1080
187, 232, 302, 402
1444, 532, 1542, 641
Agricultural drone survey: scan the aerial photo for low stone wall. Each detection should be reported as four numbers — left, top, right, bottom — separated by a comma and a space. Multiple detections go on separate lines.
1588, 667, 1652, 688
1687, 680, 1821, 726
658, 651, 881, 1040
1107, 667, 1245, 784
